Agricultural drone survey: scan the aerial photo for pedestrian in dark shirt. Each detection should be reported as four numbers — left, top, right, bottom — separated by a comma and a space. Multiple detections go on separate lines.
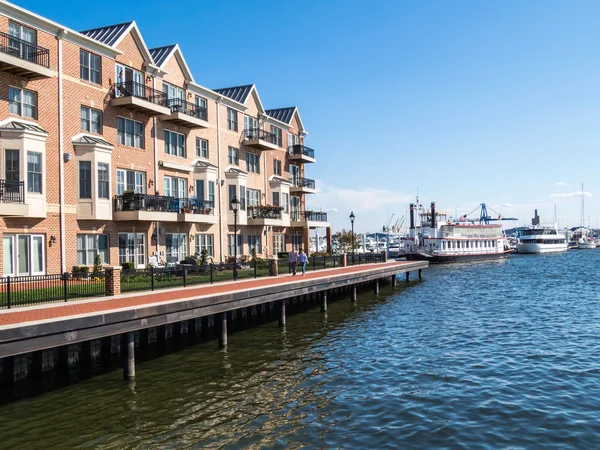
289, 249, 298, 275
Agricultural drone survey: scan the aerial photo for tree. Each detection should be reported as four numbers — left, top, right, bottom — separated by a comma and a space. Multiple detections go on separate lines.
336, 229, 358, 253
93, 254, 103, 275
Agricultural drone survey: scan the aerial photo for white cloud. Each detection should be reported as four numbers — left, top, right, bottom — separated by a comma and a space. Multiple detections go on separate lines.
550, 191, 592, 198
554, 182, 567, 186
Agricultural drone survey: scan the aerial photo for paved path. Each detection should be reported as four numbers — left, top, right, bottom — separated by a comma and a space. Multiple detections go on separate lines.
0, 262, 413, 327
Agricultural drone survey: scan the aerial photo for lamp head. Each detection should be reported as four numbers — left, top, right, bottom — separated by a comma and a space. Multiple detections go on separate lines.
349, 211, 355, 224
230, 196, 240, 212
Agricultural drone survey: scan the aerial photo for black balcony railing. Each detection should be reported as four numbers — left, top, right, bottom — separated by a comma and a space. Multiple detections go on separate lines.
0, 31, 50, 68
247, 205, 283, 220
291, 210, 327, 222
290, 177, 316, 190
168, 98, 208, 121
288, 144, 315, 159
0, 179, 25, 203
113, 81, 168, 107
113, 193, 214, 215
244, 127, 279, 145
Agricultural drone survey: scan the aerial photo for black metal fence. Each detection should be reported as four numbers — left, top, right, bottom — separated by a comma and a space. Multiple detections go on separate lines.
0, 179, 25, 203
288, 144, 315, 159
0, 31, 50, 67
113, 81, 168, 106
168, 98, 208, 121
290, 177, 316, 190
348, 253, 385, 266
244, 127, 278, 144
0, 272, 106, 309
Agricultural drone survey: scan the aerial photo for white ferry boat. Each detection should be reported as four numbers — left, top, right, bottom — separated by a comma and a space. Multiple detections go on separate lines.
402, 202, 513, 263
517, 228, 568, 254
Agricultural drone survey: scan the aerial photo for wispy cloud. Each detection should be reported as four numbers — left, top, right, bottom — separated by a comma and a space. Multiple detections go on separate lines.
554, 182, 567, 186
550, 191, 592, 198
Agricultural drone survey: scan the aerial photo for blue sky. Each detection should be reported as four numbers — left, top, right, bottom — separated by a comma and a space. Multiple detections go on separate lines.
19, 0, 600, 232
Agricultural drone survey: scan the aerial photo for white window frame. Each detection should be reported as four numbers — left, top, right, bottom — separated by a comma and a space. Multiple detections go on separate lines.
80, 106, 103, 134
27, 151, 42, 194
248, 235, 262, 254
117, 116, 144, 149
227, 108, 238, 131
228, 147, 239, 165
80, 49, 102, 85
3, 234, 45, 276
9, 86, 37, 119
196, 138, 208, 158
164, 129, 186, 157
117, 169, 146, 195
77, 234, 109, 266
195, 234, 214, 257
246, 152, 260, 174
165, 233, 188, 264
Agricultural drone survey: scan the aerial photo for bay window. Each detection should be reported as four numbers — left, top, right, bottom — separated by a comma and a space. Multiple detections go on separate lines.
77, 234, 109, 265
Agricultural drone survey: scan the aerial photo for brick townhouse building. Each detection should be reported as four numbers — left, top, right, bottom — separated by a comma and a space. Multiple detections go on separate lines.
0, 1, 331, 276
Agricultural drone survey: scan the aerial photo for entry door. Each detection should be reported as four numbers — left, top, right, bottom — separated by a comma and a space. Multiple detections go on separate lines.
119, 233, 135, 264
15, 235, 44, 276
291, 196, 301, 221
4, 150, 20, 200
290, 164, 300, 185
136, 233, 145, 268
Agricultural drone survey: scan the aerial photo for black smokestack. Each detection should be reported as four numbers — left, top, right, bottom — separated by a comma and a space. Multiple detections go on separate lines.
431, 202, 436, 228
409, 203, 415, 229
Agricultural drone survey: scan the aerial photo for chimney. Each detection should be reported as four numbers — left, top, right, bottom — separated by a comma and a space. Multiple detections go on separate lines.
431, 202, 436, 228
409, 203, 415, 229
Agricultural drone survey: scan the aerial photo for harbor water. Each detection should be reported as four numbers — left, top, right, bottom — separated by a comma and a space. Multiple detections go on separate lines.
2, 250, 600, 449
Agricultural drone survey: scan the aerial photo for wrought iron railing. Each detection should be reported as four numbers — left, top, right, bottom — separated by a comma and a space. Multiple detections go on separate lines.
168, 98, 208, 121
113, 81, 168, 107
244, 127, 279, 145
288, 144, 315, 159
0, 179, 24, 203
0, 31, 50, 67
290, 177, 316, 189
291, 210, 327, 222
247, 206, 283, 220
180, 198, 215, 214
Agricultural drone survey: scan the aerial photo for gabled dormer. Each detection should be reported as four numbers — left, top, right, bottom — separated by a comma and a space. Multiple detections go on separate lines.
266, 107, 314, 163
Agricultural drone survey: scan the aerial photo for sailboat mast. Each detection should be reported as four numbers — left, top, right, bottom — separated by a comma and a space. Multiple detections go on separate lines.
581, 183, 585, 229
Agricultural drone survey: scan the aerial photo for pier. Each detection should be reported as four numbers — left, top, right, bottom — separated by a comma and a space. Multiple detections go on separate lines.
0, 260, 427, 397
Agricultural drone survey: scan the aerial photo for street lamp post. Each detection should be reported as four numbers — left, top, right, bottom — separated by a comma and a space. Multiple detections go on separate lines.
349, 211, 355, 257
231, 195, 240, 280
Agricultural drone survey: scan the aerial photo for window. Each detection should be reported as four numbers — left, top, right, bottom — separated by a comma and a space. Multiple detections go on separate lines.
270, 125, 282, 147
80, 49, 101, 85
291, 234, 302, 251
196, 138, 208, 158
117, 169, 145, 195
118, 233, 145, 267
79, 161, 91, 199
273, 234, 285, 254
27, 152, 42, 193
273, 159, 282, 176
228, 185, 236, 210
196, 180, 205, 201
8, 22, 37, 60
272, 191, 280, 207
80, 106, 103, 134
282, 193, 289, 213
115, 64, 143, 96
195, 234, 214, 257
117, 117, 144, 148
3, 234, 44, 276
98, 163, 109, 199
248, 235, 262, 254
247, 189, 260, 207
77, 234, 109, 265
239, 185, 246, 210
195, 96, 208, 120
208, 181, 215, 204
246, 152, 260, 174
244, 115, 258, 134
162, 82, 185, 103
227, 108, 238, 131
164, 176, 187, 198
288, 133, 299, 148
166, 233, 187, 264
227, 234, 243, 257
228, 147, 239, 165
164, 130, 185, 157
9, 87, 37, 119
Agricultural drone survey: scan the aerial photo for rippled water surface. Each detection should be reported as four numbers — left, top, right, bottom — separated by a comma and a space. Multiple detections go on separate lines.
3, 251, 600, 449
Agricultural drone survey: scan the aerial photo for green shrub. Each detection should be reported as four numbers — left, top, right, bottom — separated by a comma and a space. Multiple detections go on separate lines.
80, 266, 90, 276
277, 252, 289, 259
72, 266, 81, 274
93, 254, 103, 274
250, 247, 257, 261
121, 261, 135, 270
200, 249, 208, 266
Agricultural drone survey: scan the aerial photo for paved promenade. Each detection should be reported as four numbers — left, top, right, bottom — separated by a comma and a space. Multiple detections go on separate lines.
0, 261, 414, 328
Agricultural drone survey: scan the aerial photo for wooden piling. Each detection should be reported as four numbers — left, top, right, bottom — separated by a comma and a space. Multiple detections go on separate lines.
391, 275, 397, 287
418, 269, 422, 280
351, 285, 357, 302
321, 291, 328, 312
374, 280, 379, 294
122, 332, 135, 381
218, 312, 227, 348
406, 272, 410, 283
279, 299, 287, 327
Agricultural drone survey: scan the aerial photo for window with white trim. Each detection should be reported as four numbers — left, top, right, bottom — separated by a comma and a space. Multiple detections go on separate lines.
81, 106, 103, 134
98, 163, 109, 199
196, 138, 208, 158
248, 235, 262, 254
270, 125, 282, 147
273, 233, 285, 254
117, 117, 144, 148
164, 129, 186, 157
246, 152, 260, 174
164, 176, 187, 198
227, 234, 243, 257
77, 234, 109, 265
9, 87, 37, 119
195, 234, 214, 257
79, 161, 91, 199
227, 108, 238, 131
273, 159, 282, 176
228, 147, 239, 165
117, 169, 146, 195
166, 233, 187, 264
247, 189, 260, 207
27, 152, 42, 194
80, 49, 102, 85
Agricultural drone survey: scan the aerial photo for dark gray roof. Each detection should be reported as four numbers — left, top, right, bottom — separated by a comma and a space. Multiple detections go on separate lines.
214, 85, 253, 103
226, 167, 247, 175
265, 107, 295, 124
194, 160, 217, 169
80, 22, 133, 46
149, 45, 176, 67
270, 176, 289, 184
72, 134, 113, 147
0, 120, 47, 134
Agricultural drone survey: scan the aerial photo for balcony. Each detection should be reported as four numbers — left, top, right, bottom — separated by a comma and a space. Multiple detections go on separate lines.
113, 193, 216, 224
0, 180, 28, 216
291, 210, 329, 227
0, 32, 54, 79
161, 98, 209, 129
243, 128, 280, 151
111, 81, 171, 116
290, 177, 317, 194
247, 205, 289, 226
288, 145, 316, 163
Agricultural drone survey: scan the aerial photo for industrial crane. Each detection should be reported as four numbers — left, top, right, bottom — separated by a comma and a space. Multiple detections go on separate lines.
461, 203, 518, 225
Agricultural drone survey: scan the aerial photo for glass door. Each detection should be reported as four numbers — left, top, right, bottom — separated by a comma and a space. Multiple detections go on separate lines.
118, 233, 135, 264
290, 164, 300, 186
17, 235, 30, 276
291, 196, 301, 221
3, 236, 14, 276
136, 233, 145, 268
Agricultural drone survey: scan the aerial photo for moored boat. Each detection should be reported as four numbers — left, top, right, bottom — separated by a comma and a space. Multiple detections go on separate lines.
517, 227, 568, 254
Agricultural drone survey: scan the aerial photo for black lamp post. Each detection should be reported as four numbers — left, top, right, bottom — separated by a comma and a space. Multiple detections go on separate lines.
231, 195, 240, 280
349, 211, 355, 256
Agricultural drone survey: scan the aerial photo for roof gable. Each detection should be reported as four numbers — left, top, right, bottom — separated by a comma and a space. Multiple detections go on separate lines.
265, 107, 295, 124
149, 44, 194, 82
214, 85, 254, 104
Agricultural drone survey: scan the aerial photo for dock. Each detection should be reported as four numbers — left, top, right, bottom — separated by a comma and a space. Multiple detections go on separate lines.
0, 260, 427, 395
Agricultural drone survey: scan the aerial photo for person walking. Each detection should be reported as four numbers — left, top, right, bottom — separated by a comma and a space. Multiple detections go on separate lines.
289, 248, 298, 275
298, 248, 308, 276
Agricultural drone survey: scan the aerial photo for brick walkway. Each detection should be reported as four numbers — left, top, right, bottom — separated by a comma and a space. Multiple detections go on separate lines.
0, 262, 412, 327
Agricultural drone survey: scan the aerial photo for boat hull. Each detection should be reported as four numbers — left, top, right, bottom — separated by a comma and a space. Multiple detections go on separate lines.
517, 243, 568, 254
576, 242, 597, 249
405, 250, 512, 264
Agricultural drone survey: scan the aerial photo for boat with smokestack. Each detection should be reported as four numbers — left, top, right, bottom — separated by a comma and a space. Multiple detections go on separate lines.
401, 201, 515, 263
